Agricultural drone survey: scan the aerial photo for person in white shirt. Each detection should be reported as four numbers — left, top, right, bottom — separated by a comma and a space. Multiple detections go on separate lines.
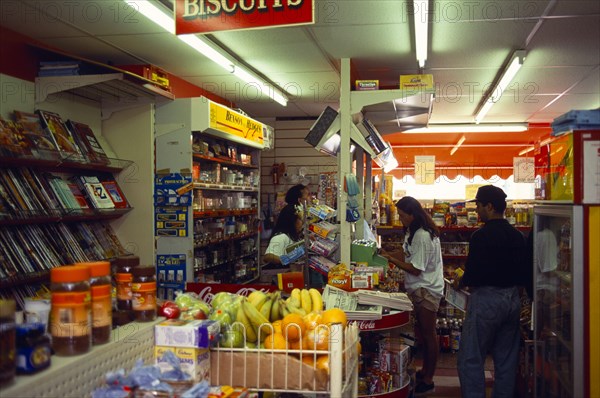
380, 196, 444, 396
263, 204, 303, 265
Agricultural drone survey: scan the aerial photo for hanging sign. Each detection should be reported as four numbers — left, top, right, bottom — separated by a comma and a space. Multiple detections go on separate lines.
209, 101, 264, 146
400, 74, 434, 91
175, 0, 315, 35
415, 155, 436, 185
513, 157, 535, 183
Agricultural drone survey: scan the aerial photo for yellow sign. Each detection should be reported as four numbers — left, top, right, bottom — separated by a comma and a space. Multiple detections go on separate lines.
399, 74, 434, 90
209, 102, 264, 146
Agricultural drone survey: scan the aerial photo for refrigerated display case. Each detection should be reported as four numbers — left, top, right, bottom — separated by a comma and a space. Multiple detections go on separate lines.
533, 204, 600, 397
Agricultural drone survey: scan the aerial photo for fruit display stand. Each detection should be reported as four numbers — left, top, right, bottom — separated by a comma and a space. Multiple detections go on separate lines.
187, 282, 359, 396
1, 320, 157, 398
352, 310, 412, 398
211, 322, 359, 396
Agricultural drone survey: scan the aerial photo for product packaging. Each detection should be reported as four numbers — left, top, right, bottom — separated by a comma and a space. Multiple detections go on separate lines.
155, 319, 220, 348
155, 346, 210, 383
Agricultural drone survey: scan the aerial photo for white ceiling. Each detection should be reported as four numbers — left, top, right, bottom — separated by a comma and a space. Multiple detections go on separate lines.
1, 0, 599, 129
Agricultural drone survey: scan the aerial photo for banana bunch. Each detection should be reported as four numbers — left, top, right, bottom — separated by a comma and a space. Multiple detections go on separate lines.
235, 291, 281, 343
280, 288, 323, 317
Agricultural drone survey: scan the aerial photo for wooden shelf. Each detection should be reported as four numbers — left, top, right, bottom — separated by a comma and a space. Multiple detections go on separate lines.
194, 231, 258, 248
0, 208, 132, 226
193, 153, 259, 169
193, 208, 258, 219
0, 270, 50, 289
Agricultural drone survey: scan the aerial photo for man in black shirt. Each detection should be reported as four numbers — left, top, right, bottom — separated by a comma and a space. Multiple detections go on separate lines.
457, 185, 528, 398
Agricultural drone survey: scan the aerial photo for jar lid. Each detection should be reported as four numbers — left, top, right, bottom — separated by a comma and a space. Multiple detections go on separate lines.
51, 265, 90, 283
81, 261, 110, 277
115, 255, 140, 267
132, 265, 155, 277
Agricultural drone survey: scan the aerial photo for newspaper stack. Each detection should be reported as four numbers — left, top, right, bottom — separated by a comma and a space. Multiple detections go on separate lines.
356, 290, 414, 312
322, 285, 383, 320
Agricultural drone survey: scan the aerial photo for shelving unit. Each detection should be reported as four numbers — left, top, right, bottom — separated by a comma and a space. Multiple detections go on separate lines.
0, 151, 134, 305
155, 97, 270, 295
353, 311, 412, 397
0, 320, 157, 398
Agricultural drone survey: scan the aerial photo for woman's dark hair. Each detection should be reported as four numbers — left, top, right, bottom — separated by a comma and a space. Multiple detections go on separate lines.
395, 196, 439, 245
285, 184, 307, 205
271, 204, 302, 241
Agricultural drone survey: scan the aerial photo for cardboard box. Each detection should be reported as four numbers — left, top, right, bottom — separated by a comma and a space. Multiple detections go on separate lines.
155, 319, 220, 348
210, 351, 328, 391
277, 271, 304, 293
155, 346, 210, 382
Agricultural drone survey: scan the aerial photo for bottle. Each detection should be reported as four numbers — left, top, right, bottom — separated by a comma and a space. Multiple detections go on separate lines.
0, 299, 16, 386
379, 200, 388, 225
15, 323, 51, 374
131, 266, 157, 322
50, 265, 92, 356
81, 261, 112, 345
451, 319, 461, 353
114, 255, 140, 311
440, 318, 450, 353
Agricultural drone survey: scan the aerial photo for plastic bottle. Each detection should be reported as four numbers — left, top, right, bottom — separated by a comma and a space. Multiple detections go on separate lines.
114, 255, 140, 311
131, 266, 157, 322
15, 323, 51, 374
50, 265, 92, 356
0, 299, 16, 386
81, 261, 112, 345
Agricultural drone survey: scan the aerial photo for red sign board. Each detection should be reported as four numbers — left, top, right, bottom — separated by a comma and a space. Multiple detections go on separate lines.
175, 0, 315, 35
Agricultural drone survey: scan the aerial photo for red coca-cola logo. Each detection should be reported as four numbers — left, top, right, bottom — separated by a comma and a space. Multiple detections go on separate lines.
187, 283, 276, 304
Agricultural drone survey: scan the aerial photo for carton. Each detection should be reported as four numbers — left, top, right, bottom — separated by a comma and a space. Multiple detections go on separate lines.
155, 346, 210, 382
210, 351, 328, 391
155, 319, 220, 348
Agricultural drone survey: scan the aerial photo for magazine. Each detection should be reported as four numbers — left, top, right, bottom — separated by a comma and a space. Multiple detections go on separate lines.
321, 285, 383, 320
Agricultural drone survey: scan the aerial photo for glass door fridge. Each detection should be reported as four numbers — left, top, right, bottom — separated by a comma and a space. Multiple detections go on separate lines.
533, 204, 600, 397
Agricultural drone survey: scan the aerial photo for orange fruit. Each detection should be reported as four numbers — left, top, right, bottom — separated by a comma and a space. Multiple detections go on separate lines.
301, 355, 316, 367
289, 337, 305, 350
315, 355, 330, 374
303, 327, 329, 351
303, 312, 322, 330
281, 313, 306, 342
321, 308, 347, 328
264, 332, 287, 350
271, 320, 282, 335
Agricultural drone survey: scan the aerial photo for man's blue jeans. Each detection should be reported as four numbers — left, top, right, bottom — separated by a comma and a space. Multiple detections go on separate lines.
457, 286, 521, 398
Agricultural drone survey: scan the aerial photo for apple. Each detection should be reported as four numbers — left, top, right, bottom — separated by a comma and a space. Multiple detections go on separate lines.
190, 308, 208, 320
159, 301, 178, 316
220, 329, 244, 348
209, 309, 232, 327
162, 305, 181, 320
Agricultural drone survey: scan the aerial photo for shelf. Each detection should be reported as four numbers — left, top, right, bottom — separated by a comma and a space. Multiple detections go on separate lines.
378, 225, 532, 233
0, 270, 50, 289
36, 73, 174, 106
193, 182, 258, 192
0, 155, 133, 174
194, 231, 258, 248
0, 207, 132, 226
193, 153, 259, 169
193, 209, 258, 219
359, 383, 410, 398
349, 310, 410, 331
195, 250, 258, 271
0, 319, 157, 397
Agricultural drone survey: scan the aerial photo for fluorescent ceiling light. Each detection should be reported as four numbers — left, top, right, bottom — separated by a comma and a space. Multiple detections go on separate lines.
450, 135, 466, 156
413, 0, 429, 68
124, 0, 288, 106
403, 123, 528, 133
475, 50, 526, 123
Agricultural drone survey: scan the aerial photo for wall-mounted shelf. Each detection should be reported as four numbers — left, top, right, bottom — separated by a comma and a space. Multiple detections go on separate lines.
193, 182, 258, 192
193, 153, 259, 169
